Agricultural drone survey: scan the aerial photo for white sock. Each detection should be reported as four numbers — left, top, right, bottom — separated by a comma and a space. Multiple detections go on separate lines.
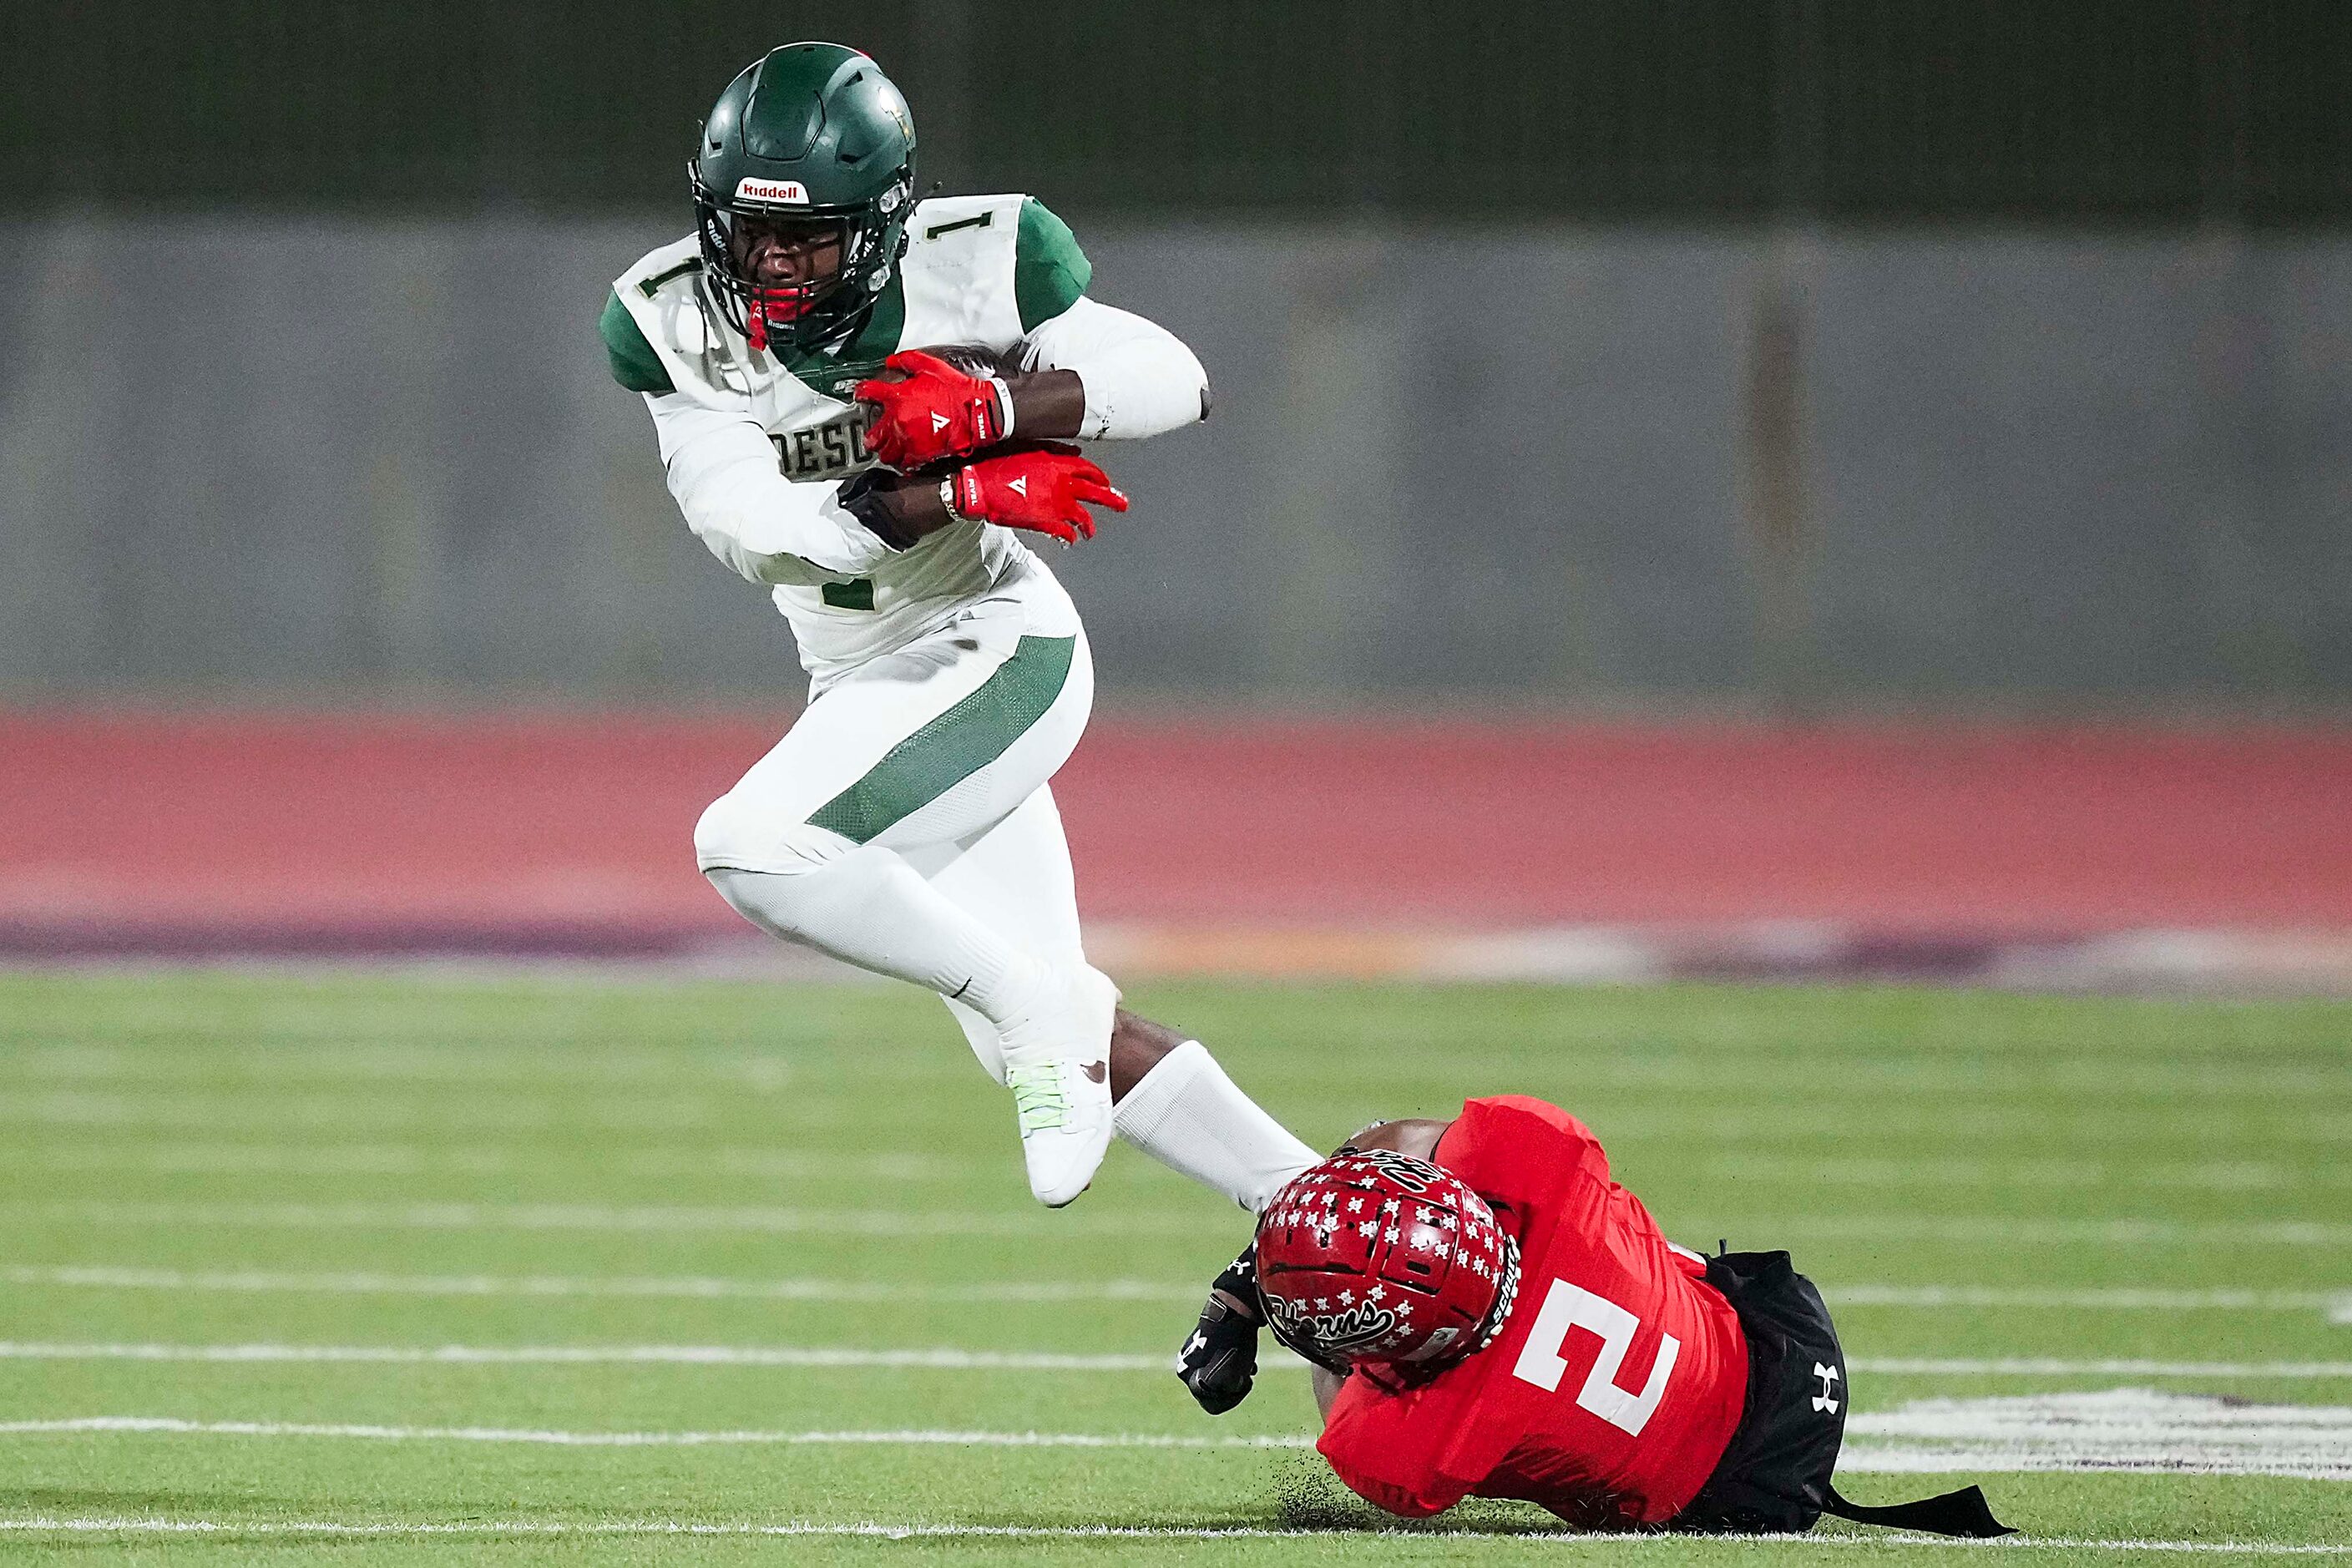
1113, 1040, 1320, 1212
706, 852, 1046, 1025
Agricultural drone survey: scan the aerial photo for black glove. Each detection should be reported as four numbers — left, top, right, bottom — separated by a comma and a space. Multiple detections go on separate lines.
1176, 1244, 1262, 1415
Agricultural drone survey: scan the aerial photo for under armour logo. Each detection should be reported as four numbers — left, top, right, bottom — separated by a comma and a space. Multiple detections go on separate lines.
931, 412, 949, 432
1812, 1362, 1841, 1414
1009, 476, 1029, 497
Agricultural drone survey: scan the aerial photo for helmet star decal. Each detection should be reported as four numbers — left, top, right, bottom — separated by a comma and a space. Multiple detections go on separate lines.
1254, 1152, 1521, 1384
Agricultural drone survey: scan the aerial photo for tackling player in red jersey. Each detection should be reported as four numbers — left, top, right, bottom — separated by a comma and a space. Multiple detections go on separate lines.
1176, 1095, 2011, 1538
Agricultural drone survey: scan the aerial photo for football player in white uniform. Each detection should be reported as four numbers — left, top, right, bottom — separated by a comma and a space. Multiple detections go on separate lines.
600, 43, 1317, 1211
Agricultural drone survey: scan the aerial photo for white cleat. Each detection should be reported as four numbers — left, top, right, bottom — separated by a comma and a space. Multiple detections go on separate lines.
998, 964, 1118, 1207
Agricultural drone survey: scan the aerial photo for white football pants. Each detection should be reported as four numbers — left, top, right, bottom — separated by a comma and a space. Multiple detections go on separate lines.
694, 574, 1092, 1083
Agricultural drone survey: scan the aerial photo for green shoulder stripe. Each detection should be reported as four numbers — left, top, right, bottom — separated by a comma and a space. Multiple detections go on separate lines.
1014, 198, 1092, 332
599, 289, 674, 395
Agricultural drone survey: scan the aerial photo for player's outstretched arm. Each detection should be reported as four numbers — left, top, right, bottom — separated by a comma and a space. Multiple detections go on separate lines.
1021, 296, 1211, 442
1013, 195, 1207, 442
1177, 1251, 1359, 1428
1176, 1244, 1265, 1415
856, 304, 1202, 471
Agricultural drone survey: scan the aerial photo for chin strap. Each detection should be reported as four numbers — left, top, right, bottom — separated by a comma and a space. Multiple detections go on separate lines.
1823, 1484, 2015, 1539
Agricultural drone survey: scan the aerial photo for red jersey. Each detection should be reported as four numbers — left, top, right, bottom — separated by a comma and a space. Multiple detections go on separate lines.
1317, 1095, 1748, 1528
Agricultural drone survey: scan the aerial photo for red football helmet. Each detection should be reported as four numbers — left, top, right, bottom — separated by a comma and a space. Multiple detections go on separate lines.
1255, 1150, 1520, 1382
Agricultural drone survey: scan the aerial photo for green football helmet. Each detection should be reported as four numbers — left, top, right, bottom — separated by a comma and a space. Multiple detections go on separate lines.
690, 43, 917, 352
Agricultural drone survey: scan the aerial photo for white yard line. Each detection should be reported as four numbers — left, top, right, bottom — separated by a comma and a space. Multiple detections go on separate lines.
0, 1092, 727, 1133
3, 1064, 770, 1090
0, 1518, 2348, 1554
5, 1343, 2351, 1380
5, 1137, 2340, 1191
1636, 1110, 2352, 1146
0, 1200, 1207, 1236
8, 1099, 2344, 1151
8, 1393, 2352, 1481
0, 1264, 1201, 1301
1830, 1286, 2346, 1312
1701, 1155, 2351, 1193
0, 1343, 1191, 1371
8, 1051, 799, 1087
10, 1200, 2349, 1246
1851, 1358, 2352, 1379
1844, 1391, 2352, 1480
0, 1418, 1312, 1449
18, 1043, 2339, 1095
0, 1144, 972, 1180
1840, 1449, 2352, 1481
1722, 1216, 2352, 1247
0, 1146, 496, 1176
8, 1266, 2345, 1318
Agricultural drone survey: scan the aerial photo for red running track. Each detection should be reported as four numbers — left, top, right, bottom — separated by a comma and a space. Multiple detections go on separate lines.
1, 710, 2346, 955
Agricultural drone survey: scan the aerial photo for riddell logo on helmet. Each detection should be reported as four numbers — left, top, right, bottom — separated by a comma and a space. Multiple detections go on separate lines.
736, 178, 810, 204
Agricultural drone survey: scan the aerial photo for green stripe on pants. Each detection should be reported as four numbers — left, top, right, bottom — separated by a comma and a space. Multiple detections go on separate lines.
807, 635, 1077, 845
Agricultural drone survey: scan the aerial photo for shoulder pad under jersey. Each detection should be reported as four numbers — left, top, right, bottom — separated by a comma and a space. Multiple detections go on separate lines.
604, 236, 741, 404
898, 194, 1094, 351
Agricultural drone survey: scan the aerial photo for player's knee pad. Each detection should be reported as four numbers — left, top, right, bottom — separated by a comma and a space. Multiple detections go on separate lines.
693, 793, 855, 878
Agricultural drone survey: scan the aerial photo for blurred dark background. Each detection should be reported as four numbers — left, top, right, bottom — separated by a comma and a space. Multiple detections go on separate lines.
2, 0, 2348, 705
8, 1, 2349, 220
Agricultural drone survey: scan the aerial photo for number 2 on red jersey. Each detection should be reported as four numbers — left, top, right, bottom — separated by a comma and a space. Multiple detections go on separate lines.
1509, 1278, 1681, 1437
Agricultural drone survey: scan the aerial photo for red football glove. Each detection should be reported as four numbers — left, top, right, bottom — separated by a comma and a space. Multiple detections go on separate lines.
948, 444, 1127, 544
856, 350, 1009, 469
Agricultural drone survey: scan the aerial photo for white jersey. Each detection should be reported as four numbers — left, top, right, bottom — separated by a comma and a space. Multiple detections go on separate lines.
603, 193, 1208, 685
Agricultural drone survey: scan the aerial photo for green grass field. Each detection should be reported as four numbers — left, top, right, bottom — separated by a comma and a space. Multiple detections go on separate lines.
0, 972, 2346, 1564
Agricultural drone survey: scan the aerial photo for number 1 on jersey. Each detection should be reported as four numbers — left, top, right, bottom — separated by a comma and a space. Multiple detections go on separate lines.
1509, 1279, 1681, 1436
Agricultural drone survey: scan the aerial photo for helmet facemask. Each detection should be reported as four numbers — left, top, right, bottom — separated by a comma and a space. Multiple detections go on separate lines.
692, 162, 913, 354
